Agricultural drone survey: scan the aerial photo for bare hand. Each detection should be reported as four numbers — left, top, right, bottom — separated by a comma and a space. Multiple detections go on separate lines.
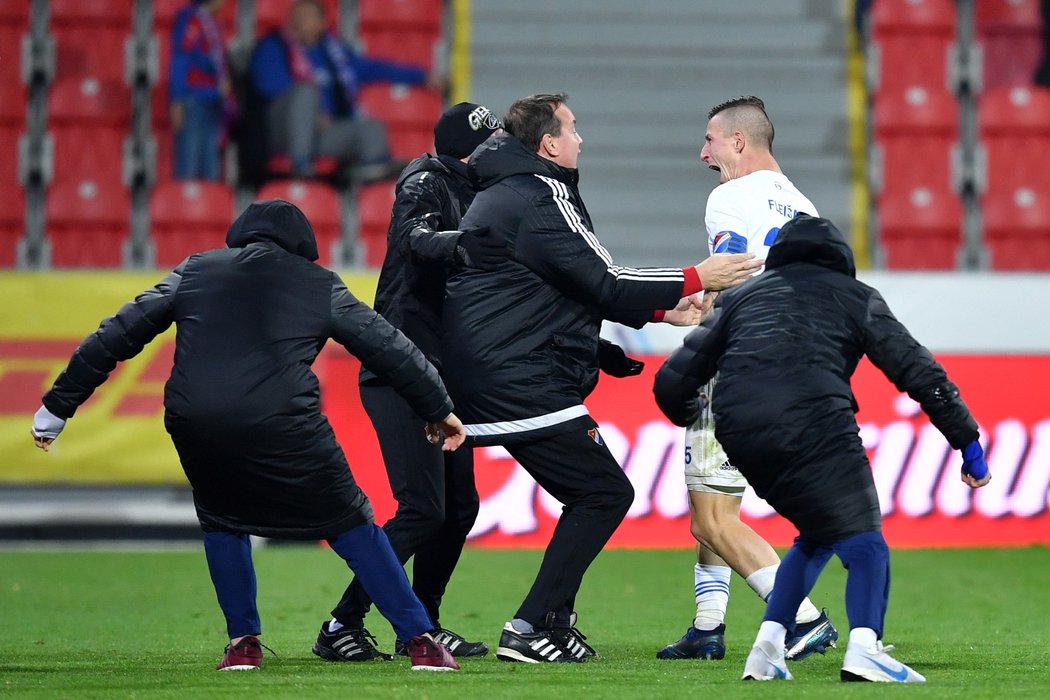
31, 432, 55, 452
663, 294, 702, 326
961, 471, 991, 489
699, 290, 718, 322
695, 253, 763, 291
425, 412, 467, 451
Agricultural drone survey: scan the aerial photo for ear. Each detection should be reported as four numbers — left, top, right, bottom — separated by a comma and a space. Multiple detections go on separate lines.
734, 131, 746, 153
541, 133, 558, 157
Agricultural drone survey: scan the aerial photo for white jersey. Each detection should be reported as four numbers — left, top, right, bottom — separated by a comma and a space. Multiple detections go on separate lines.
685, 169, 818, 494
705, 170, 818, 260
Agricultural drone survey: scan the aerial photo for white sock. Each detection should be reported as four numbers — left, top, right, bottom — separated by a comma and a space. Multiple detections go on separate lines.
745, 564, 821, 624
693, 563, 731, 630
328, 618, 343, 633
511, 618, 534, 634
849, 627, 878, 649
754, 620, 787, 649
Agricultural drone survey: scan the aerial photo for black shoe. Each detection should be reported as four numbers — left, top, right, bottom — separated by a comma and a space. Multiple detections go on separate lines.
785, 609, 838, 661
656, 624, 726, 660
312, 623, 394, 662
394, 628, 488, 658
495, 623, 584, 663
550, 613, 597, 660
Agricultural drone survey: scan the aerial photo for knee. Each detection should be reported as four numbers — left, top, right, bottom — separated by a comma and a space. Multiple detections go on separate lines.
393, 499, 445, 532
606, 475, 635, 519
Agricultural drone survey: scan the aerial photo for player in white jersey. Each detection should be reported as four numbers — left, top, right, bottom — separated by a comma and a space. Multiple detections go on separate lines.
657, 96, 838, 662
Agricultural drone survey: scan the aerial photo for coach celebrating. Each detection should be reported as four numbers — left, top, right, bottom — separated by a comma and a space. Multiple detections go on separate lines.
441, 93, 762, 663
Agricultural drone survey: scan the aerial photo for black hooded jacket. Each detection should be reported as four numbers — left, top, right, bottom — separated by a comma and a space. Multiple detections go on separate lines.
361, 154, 476, 383
442, 133, 687, 444
43, 200, 453, 539
654, 215, 979, 539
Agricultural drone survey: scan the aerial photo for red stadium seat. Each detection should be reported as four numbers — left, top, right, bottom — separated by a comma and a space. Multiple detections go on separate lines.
152, 126, 175, 182
150, 180, 235, 267
978, 86, 1050, 136
46, 178, 129, 267
49, 126, 126, 186
976, 0, 1041, 33
868, 34, 955, 93
355, 182, 395, 267
388, 128, 435, 160
982, 185, 1050, 270
872, 84, 958, 137
358, 28, 440, 71
255, 0, 338, 35
0, 3, 28, 27
0, 25, 26, 126
48, 77, 131, 127
358, 0, 443, 32
50, 0, 131, 29
871, 136, 956, 196
870, 0, 955, 37
358, 84, 443, 130
256, 179, 343, 266
877, 184, 962, 270
0, 126, 23, 266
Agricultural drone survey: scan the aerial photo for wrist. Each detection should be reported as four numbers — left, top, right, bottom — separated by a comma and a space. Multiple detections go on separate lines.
682, 266, 702, 295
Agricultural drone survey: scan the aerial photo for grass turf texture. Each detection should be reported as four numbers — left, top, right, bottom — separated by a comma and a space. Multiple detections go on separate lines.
1, 546, 1047, 698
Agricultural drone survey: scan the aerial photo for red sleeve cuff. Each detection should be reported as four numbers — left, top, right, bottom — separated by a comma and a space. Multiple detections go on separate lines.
681, 266, 702, 296
651, 309, 666, 322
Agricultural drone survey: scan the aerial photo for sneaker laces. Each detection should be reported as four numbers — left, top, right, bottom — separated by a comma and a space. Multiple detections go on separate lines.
223, 638, 278, 658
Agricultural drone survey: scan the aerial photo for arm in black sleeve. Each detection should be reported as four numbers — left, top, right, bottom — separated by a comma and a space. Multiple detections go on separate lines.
42, 268, 182, 419
393, 171, 462, 264
329, 276, 453, 422
862, 290, 979, 448
604, 307, 654, 329
515, 189, 686, 312
653, 305, 727, 426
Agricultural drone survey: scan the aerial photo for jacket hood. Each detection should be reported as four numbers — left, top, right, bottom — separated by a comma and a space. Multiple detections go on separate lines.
395, 153, 469, 190
226, 199, 319, 261
764, 214, 856, 278
469, 132, 579, 190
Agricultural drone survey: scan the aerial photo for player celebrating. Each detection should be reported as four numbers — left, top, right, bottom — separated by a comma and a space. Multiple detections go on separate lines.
656, 96, 837, 662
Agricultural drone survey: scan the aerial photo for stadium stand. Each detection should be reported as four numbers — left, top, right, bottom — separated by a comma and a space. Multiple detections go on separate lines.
0, 128, 23, 266
256, 179, 343, 266
977, 86, 1050, 269
46, 178, 129, 268
357, 84, 442, 161
150, 180, 235, 267
254, 0, 338, 35
357, 0, 443, 70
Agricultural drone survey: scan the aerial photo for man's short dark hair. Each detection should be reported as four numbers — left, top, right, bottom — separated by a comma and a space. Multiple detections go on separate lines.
708, 95, 775, 151
504, 93, 569, 154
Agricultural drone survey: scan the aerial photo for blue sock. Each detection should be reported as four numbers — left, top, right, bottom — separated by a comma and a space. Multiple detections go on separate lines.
763, 536, 833, 632
328, 523, 434, 642
833, 531, 890, 637
202, 531, 260, 638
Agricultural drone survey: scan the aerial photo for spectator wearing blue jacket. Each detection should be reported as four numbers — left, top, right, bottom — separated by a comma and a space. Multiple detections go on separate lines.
169, 0, 235, 181
248, 0, 444, 181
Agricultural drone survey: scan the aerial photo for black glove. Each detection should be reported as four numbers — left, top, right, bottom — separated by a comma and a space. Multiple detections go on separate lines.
454, 225, 509, 270
598, 339, 644, 377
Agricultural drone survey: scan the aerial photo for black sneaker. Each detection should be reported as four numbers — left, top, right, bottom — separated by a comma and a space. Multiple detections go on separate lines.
495, 623, 584, 663
655, 624, 726, 660
312, 623, 394, 662
550, 613, 597, 660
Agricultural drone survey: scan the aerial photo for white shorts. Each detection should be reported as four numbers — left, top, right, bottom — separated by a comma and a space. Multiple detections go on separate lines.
684, 378, 747, 496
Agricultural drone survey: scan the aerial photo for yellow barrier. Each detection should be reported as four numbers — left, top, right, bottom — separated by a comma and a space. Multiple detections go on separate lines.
0, 271, 378, 484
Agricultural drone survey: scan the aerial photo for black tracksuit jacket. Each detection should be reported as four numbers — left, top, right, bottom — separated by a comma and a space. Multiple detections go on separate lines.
361, 153, 474, 383
43, 200, 452, 539
654, 215, 979, 541
442, 133, 686, 445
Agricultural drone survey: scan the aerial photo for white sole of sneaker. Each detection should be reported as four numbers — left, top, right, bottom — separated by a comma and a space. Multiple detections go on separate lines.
411, 666, 457, 672
496, 648, 549, 663
217, 665, 259, 671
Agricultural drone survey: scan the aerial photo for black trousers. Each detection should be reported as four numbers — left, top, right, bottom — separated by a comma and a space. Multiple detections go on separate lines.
331, 383, 479, 628
506, 426, 634, 628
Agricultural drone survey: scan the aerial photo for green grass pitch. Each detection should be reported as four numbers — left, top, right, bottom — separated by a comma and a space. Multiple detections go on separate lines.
1, 546, 1047, 698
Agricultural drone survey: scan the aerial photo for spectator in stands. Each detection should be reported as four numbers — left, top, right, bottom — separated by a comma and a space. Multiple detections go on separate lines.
314, 102, 505, 663
247, 0, 444, 182
169, 0, 236, 181
30, 199, 463, 673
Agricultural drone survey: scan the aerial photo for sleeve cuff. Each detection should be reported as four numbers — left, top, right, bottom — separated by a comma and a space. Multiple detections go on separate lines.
681, 266, 702, 295
651, 309, 666, 322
